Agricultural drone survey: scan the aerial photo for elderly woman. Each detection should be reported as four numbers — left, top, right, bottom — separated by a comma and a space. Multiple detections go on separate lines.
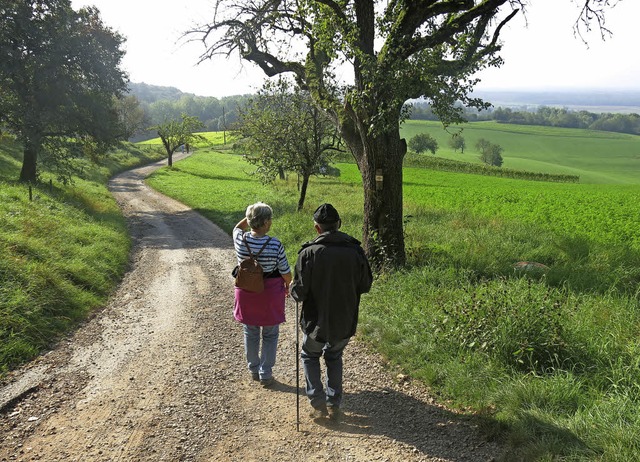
232, 202, 292, 387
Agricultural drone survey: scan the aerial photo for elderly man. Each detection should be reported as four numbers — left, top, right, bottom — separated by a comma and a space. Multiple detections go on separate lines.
291, 203, 373, 421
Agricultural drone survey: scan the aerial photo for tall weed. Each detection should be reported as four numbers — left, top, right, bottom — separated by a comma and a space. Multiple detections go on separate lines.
439, 278, 567, 374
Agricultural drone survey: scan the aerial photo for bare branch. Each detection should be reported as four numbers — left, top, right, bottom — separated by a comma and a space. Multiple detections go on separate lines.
574, 0, 618, 44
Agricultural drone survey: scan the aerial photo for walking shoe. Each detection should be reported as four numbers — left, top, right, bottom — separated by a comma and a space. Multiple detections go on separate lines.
251, 372, 260, 381
327, 406, 342, 422
309, 404, 328, 420
260, 377, 275, 387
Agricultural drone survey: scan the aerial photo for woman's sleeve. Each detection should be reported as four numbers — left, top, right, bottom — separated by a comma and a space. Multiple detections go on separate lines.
276, 241, 291, 274
232, 228, 244, 261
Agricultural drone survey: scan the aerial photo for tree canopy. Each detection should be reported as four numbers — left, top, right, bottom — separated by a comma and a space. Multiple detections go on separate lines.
0, 0, 128, 182
236, 79, 342, 210
154, 114, 206, 167
476, 138, 504, 167
449, 134, 466, 153
408, 133, 438, 155
190, 0, 618, 267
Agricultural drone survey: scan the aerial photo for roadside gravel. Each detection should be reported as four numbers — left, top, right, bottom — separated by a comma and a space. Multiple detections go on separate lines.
0, 154, 503, 461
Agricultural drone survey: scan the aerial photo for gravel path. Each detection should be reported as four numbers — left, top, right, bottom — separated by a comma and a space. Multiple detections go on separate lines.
0, 155, 503, 461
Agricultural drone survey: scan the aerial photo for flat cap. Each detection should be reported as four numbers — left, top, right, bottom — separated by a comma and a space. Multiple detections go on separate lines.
313, 203, 341, 224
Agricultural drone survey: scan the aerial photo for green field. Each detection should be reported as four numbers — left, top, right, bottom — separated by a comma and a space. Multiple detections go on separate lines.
402, 120, 640, 184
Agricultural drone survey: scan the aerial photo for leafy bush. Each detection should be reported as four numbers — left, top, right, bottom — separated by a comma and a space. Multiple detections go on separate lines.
408, 132, 438, 154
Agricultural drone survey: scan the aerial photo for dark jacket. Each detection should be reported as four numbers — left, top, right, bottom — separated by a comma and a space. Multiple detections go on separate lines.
291, 230, 373, 343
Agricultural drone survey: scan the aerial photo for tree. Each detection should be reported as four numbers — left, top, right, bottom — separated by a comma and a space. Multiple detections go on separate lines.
155, 114, 206, 167
475, 138, 492, 154
485, 144, 504, 167
408, 133, 438, 155
114, 95, 147, 140
0, 0, 128, 183
190, 1, 617, 267
236, 79, 342, 211
476, 138, 504, 167
449, 135, 466, 153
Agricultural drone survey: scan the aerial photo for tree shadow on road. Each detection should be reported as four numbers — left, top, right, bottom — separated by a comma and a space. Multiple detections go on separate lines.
304, 387, 590, 461
324, 388, 497, 460
120, 210, 233, 251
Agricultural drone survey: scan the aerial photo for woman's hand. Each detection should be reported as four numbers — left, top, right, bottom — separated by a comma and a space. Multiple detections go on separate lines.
282, 274, 292, 298
234, 217, 249, 230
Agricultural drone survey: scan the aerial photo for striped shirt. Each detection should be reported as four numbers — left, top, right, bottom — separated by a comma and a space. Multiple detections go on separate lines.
233, 227, 291, 275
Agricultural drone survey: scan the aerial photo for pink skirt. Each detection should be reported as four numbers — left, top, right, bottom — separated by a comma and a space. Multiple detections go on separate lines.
234, 277, 286, 326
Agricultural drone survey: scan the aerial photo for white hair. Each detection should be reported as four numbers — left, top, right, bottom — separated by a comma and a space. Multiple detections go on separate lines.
246, 202, 272, 229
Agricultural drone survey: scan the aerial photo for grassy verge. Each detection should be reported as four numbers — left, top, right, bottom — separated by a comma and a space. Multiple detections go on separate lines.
148, 144, 640, 461
0, 139, 165, 375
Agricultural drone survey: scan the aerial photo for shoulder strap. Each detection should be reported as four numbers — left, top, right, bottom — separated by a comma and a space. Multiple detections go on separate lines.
255, 237, 272, 257
242, 234, 272, 258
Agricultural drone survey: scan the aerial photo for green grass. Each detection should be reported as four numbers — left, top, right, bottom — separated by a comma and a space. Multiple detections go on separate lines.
402, 120, 640, 184
147, 142, 640, 461
0, 138, 165, 374
138, 130, 239, 149
401, 168, 640, 294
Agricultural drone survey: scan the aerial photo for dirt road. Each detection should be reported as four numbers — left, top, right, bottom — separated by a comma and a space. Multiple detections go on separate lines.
0, 155, 502, 461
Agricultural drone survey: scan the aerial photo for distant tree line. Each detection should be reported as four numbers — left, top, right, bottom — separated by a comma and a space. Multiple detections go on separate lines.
126, 86, 640, 146
127, 82, 252, 141
409, 102, 640, 136
124, 84, 640, 146
490, 107, 640, 135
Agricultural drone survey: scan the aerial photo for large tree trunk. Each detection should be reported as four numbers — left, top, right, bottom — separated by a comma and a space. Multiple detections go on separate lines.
19, 131, 41, 183
349, 127, 407, 268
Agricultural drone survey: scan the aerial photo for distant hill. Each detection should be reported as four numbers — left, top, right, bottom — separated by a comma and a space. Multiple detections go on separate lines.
127, 82, 194, 104
402, 120, 640, 184
471, 89, 640, 113
128, 82, 640, 114
127, 81, 254, 105
124, 82, 251, 140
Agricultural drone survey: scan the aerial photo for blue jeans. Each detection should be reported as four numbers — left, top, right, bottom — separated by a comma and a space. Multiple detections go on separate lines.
243, 324, 279, 380
301, 335, 350, 409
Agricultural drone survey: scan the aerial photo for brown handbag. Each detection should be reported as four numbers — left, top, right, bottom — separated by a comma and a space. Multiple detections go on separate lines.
234, 235, 272, 293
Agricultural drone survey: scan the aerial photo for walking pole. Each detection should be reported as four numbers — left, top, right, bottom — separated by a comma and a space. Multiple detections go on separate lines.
295, 301, 300, 432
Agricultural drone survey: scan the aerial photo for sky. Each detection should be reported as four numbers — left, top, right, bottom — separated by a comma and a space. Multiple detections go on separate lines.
70, 0, 640, 98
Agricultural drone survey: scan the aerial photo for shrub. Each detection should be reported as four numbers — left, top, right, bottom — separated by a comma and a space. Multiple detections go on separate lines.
449, 134, 466, 153
408, 132, 438, 154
